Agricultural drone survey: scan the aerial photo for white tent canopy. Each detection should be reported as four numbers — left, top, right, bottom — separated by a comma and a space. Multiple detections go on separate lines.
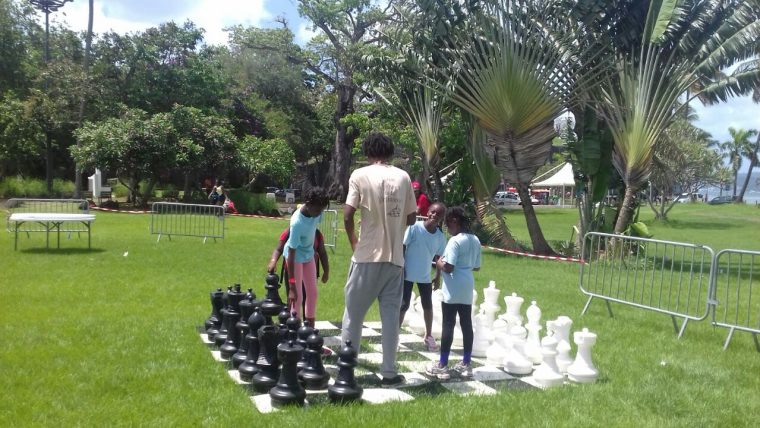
532, 162, 575, 206
533, 162, 575, 187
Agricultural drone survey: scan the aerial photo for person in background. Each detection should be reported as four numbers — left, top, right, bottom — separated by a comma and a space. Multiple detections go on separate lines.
412, 181, 430, 217
426, 206, 481, 380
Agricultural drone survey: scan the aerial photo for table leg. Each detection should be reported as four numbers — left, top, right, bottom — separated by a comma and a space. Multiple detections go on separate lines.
46, 221, 50, 250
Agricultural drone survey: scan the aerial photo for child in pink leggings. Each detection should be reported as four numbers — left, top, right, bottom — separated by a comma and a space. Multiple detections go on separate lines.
284, 187, 330, 325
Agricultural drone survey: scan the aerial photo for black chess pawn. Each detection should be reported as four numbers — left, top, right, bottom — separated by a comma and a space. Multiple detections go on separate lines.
252, 325, 280, 393
296, 320, 314, 371
277, 307, 291, 342
205, 288, 224, 340
328, 340, 363, 403
232, 294, 257, 368
299, 329, 331, 390
239, 306, 266, 382
260, 274, 284, 325
214, 287, 233, 347
219, 301, 242, 360
286, 311, 301, 341
269, 340, 306, 407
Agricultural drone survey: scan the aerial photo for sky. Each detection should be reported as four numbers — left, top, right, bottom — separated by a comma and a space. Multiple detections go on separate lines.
39, 0, 759, 171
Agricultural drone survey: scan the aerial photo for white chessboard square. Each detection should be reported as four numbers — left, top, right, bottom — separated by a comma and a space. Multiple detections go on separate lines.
399, 360, 431, 373
211, 350, 229, 362
323, 335, 342, 347
313, 321, 339, 330
442, 380, 498, 396
397, 371, 431, 388
227, 369, 251, 385
363, 321, 383, 329
397, 333, 423, 344
251, 394, 276, 414
369, 343, 411, 353
472, 366, 514, 382
519, 375, 568, 390
358, 352, 384, 365
199, 333, 213, 345
361, 327, 382, 337
361, 388, 414, 404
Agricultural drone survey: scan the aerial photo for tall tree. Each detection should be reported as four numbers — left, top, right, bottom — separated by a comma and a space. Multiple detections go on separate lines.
720, 127, 757, 199
74, 0, 94, 198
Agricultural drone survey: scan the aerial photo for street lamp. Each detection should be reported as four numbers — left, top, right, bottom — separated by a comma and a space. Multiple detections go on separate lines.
29, 0, 72, 193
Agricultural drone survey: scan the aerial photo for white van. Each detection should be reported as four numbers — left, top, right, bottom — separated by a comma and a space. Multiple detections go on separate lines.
494, 191, 519, 205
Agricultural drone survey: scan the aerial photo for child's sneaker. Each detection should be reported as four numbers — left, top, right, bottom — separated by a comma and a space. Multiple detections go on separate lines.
423, 335, 439, 351
426, 362, 451, 380
453, 361, 473, 378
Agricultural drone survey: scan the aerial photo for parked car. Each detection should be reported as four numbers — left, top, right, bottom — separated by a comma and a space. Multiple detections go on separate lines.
265, 187, 279, 195
494, 191, 519, 206
708, 195, 734, 205
675, 193, 692, 203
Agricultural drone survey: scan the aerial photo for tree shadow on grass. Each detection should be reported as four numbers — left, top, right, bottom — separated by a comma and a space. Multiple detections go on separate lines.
654, 219, 739, 231
19, 247, 106, 255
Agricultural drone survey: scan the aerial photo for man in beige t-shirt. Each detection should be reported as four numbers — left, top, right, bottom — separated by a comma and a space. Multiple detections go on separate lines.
341, 132, 417, 386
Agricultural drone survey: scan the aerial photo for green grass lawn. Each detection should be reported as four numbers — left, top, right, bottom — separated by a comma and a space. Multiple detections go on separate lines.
1, 203, 759, 426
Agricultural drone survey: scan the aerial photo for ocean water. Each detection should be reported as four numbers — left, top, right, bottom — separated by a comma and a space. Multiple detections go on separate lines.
704, 171, 760, 204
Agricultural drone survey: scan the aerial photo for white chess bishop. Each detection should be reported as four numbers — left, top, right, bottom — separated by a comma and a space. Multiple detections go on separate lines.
567, 328, 599, 383
523, 301, 543, 364
533, 336, 565, 388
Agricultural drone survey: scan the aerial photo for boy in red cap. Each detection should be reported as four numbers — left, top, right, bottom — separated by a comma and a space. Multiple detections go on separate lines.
412, 181, 430, 217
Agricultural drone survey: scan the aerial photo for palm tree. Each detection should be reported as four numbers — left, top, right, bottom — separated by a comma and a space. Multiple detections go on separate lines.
593, 0, 760, 233
737, 128, 760, 202
427, 0, 606, 255
721, 127, 756, 199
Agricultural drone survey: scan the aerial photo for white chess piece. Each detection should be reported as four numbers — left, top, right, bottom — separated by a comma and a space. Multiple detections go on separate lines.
533, 336, 565, 388
550, 316, 573, 374
486, 331, 509, 365
504, 325, 533, 375
567, 328, 599, 383
472, 310, 490, 357
430, 289, 444, 339
501, 292, 524, 328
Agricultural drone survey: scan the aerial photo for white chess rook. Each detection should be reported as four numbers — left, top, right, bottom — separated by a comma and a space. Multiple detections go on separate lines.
567, 328, 599, 384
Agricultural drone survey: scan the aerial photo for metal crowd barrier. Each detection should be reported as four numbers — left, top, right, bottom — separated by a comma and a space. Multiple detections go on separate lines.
5, 198, 90, 237
579, 232, 714, 338
150, 202, 224, 243
711, 249, 760, 351
318, 209, 338, 251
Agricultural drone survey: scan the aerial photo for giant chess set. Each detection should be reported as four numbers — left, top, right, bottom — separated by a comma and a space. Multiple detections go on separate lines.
199, 276, 600, 413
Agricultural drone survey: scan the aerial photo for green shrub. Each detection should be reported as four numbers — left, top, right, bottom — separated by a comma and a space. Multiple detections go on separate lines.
0, 177, 25, 198
159, 183, 179, 199
23, 178, 47, 197
52, 179, 74, 198
0, 177, 75, 198
228, 189, 279, 216
112, 182, 130, 198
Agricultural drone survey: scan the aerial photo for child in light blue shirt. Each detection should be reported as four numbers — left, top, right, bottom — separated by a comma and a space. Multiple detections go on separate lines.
426, 206, 481, 379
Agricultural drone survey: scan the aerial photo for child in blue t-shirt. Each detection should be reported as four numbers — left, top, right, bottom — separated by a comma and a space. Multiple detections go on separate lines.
426, 206, 481, 379
400, 202, 447, 351
284, 187, 330, 325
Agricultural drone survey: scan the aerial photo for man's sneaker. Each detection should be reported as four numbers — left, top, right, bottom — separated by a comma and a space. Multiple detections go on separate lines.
423, 335, 439, 351
321, 347, 334, 357
426, 362, 451, 380
453, 361, 473, 378
381, 374, 406, 387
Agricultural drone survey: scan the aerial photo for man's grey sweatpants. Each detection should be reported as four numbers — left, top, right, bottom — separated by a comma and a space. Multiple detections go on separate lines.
341, 261, 403, 378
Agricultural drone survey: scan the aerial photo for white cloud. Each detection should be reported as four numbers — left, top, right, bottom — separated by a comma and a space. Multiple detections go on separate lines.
295, 21, 319, 44
48, 0, 271, 46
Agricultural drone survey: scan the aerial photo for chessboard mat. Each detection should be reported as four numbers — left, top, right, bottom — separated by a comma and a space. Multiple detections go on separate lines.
200, 321, 549, 413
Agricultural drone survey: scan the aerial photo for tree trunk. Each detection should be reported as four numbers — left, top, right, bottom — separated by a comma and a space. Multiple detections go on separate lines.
613, 185, 638, 234
737, 135, 759, 203
516, 182, 556, 255
140, 177, 157, 208
74, 0, 94, 199
45, 132, 53, 193
328, 83, 358, 202
183, 173, 192, 202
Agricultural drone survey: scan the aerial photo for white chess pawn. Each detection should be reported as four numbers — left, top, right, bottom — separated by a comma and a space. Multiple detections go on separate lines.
472, 310, 490, 357
567, 328, 599, 383
504, 325, 533, 375
550, 316, 573, 374
533, 336, 565, 388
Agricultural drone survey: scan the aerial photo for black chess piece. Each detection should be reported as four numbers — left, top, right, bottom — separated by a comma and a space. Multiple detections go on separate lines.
260, 274, 284, 325
219, 303, 241, 360
277, 307, 291, 342
328, 340, 363, 403
213, 287, 232, 347
296, 320, 314, 371
252, 324, 280, 393
238, 306, 266, 382
232, 293, 257, 368
286, 311, 301, 341
299, 329, 331, 390
269, 340, 306, 407
205, 288, 224, 340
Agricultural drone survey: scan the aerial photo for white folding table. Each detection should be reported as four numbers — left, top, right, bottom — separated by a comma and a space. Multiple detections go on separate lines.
8, 213, 96, 250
